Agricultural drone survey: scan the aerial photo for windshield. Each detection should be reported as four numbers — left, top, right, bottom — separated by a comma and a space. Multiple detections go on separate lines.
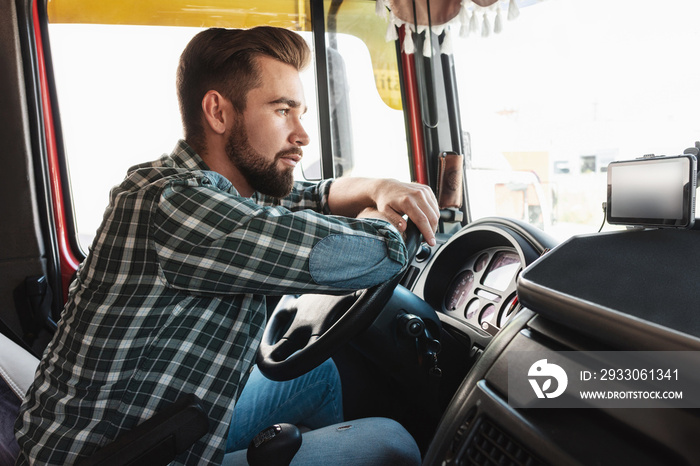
452, 0, 700, 241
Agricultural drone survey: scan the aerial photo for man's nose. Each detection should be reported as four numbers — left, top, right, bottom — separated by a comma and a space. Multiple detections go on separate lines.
291, 119, 310, 147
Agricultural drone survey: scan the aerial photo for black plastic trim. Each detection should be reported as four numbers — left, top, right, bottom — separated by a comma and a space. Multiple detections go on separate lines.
310, 0, 334, 179
15, 0, 62, 313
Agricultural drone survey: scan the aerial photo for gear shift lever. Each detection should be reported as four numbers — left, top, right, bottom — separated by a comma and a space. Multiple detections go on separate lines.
246, 423, 302, 466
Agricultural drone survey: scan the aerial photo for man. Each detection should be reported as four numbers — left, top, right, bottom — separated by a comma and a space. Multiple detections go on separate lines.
16, 26, 439, 465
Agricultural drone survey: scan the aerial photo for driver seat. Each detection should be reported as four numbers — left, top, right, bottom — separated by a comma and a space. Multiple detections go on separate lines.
0, 332, 36, 464
0, 331, 209, 466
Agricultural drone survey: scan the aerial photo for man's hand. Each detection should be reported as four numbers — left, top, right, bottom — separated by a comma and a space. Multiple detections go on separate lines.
371, 179, 439, 246
328, 178, 440, 246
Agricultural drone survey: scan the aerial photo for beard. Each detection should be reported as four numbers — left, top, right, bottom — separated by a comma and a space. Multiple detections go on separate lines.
225, 118, 300, 198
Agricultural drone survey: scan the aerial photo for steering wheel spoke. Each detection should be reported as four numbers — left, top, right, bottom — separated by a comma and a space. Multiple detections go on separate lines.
257, 223, 421, 381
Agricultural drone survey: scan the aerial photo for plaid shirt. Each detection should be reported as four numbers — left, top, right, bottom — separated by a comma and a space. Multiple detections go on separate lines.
15, 140, 407, 465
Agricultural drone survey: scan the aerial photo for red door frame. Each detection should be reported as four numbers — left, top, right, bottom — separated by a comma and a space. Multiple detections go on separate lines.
32, 0, 80, 301
397, 25, 428, 186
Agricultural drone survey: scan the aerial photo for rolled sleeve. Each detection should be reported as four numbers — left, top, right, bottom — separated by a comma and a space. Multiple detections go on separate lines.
308, 233, 402, 289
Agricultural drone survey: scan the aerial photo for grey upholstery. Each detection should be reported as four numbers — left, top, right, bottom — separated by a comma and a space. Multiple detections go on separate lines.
0, 333, 39, 465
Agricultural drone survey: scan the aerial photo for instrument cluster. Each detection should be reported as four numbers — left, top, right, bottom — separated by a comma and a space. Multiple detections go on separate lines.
441, 247, 521, 334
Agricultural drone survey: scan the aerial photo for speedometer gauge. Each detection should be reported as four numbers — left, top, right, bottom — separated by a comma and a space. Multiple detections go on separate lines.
444, 270, 475, 311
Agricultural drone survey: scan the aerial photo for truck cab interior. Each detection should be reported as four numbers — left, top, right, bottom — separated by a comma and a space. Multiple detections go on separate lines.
2, 0, 700, 465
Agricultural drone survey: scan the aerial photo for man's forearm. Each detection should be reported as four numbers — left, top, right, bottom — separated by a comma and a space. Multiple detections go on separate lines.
327, 177, 440, 246
326, 177, 381, 217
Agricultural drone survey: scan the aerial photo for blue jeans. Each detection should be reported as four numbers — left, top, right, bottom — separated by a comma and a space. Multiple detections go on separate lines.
222, 359, 421, 466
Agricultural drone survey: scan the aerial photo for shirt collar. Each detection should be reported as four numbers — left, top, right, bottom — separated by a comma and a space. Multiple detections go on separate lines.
170, 140, 243, 197
170, 139, 211, 172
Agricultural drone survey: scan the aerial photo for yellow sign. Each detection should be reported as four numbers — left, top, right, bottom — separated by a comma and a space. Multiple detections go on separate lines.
374, 68, 402, 110
47, 0, 311, 30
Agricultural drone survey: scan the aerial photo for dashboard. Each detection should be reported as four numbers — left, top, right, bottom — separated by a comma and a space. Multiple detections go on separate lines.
419, 225, 700, 466
350, 217, 700, 466
355, 218, 700, 466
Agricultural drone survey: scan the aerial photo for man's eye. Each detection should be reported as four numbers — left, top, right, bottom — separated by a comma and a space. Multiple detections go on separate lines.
277, 109, 290, 116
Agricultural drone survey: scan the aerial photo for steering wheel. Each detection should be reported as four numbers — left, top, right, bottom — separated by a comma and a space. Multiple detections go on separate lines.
256, 222, 422, 381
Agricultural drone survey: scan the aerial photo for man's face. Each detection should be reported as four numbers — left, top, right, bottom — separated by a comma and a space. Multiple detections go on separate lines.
226, 55, 309, 198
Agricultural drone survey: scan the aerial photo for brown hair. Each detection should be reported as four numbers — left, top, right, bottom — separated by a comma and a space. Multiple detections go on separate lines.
176, 26, 310, 153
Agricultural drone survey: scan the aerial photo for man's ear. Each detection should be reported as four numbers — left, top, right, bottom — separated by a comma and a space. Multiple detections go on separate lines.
201, 90, 232, 135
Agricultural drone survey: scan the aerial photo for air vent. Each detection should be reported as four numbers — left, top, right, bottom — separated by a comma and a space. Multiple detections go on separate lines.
456, 417, 545, 466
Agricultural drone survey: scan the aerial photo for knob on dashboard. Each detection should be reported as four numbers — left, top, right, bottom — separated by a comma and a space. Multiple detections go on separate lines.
416, 243, 431, 262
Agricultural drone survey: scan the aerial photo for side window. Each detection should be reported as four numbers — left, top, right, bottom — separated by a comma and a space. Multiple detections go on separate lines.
49, 25, 195, 250
48, 24, 321, 251
329, 33, 410, 181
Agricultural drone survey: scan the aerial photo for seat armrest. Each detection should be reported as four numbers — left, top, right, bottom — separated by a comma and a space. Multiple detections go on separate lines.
0, 333, 39, 400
